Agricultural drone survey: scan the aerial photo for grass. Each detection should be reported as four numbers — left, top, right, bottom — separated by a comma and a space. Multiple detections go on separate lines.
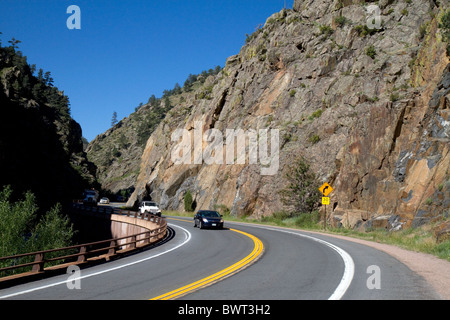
328, 223, 450, 261
163, 210, 450, 261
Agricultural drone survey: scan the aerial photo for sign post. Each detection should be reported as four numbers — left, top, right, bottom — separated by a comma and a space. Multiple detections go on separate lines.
319, 182, 333, 230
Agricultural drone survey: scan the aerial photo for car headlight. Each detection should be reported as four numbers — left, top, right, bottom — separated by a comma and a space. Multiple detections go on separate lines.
220, 219, 224, 223
202, 218, 208, 223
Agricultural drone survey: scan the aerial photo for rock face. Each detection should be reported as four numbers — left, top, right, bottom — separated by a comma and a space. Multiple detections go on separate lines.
125, 0, 449, 229
0, 45, 97, 210
86, 102, 169, 195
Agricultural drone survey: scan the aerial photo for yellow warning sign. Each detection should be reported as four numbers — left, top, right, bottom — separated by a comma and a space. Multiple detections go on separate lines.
319, 182, 333, 197
322, 197, 330, 205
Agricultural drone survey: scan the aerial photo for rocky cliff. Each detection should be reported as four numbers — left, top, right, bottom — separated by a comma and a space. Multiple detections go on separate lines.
86, 70, 220, 197
85, 102, 169, 196
123, 0, 448, 230
0, 42, 97, 210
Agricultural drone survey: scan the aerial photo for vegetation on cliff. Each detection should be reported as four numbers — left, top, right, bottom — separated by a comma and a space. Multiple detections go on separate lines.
279, 157, 321, 215
86, 65, 222, 197
0, 35, 98, 212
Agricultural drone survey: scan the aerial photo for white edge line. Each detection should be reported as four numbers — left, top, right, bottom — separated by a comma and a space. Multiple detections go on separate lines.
0, 223, 191, 299
228, 222, 355, 300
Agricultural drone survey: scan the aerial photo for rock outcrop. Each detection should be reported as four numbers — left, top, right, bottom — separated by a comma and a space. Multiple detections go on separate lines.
0, 44, 97, 210
85, 101, 170, 196
123, 0, 449, 229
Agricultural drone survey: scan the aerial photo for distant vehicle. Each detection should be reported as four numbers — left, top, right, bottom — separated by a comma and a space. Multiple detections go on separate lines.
194, 210, 224, 229
139, 201, 162, 217
83, 189, 99, 206
99, 197, 109, 204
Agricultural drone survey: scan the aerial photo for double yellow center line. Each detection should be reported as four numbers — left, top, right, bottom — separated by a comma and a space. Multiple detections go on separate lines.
150, 226, 264, 300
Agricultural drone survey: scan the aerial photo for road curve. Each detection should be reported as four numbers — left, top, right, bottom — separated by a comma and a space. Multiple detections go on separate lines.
0, 216, 442, 300
185, 220, 441, 300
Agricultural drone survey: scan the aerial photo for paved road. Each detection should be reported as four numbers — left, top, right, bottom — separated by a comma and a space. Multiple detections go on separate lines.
0, 216, 441, 300
187, 220, 440, 300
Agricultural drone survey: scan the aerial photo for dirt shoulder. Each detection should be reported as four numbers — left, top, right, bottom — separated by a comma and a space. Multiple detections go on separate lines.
305, 230, 450, 300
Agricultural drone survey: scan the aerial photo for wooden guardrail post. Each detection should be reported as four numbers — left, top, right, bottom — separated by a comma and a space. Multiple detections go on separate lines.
77, 246, 87, 263
130, 236, 136, 249
109, 240, 116, 255
144, 231, 150, 245
32, 253, 44, 273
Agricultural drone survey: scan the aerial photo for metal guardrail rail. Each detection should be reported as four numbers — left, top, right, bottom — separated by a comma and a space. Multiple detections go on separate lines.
0, 203, 167, 286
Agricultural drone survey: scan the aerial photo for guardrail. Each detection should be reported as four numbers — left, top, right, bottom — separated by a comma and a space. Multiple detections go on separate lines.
0, 203, 167, 287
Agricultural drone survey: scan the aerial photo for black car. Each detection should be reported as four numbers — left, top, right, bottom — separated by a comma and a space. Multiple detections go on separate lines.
194, 210, 224, 229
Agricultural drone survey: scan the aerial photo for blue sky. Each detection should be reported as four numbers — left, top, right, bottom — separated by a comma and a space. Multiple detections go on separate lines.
0, 0, 293, 142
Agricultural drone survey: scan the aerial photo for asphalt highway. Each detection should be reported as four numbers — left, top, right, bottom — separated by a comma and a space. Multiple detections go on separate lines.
0, 216, 441, 300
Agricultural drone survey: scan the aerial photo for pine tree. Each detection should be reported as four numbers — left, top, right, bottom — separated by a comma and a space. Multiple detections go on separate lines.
173, 83, 182, 95
279, 157, 321, 215
8, 37, 21, 50
184, 190, 193, 212
111, 111, 118, 127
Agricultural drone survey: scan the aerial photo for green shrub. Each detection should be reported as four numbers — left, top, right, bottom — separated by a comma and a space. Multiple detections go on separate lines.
184, 190, 194, 212
334, 15, 349, 27
365, 45, 376, 59
310, 109, 323, 119
440, 9, 450, 34
308, 109, 323, 121
309, 134, 320, 144
319, 24, 334, 37
439, 9, 450, 55
279, 157, 321, 214
0, 186, 74, 275
354, 24, 380, 37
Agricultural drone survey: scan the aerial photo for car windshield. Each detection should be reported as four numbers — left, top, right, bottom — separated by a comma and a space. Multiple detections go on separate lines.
200, 211, 220, 217
144, 202, 157, 206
